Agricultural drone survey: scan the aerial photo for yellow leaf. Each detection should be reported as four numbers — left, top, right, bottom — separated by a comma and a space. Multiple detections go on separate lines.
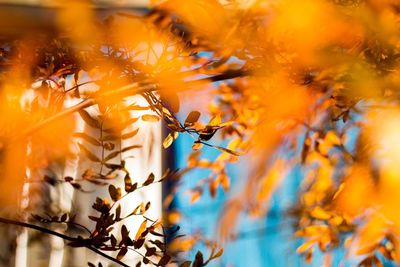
163, 134, 173, 149
256, 160, 286, 202
297, 240, 314, 254
190, 189, 202, 204
310, 207, 331, 220
192, 142, 203, 151
329, 216, 343, 226
163, 132, 178, 149
158, 0, 226, 40
167, 210, 181, 224
325, 130, 341, 146
168, 237, 196, 252
218, 173, 230, 192
141, 114, 160, 122
208, 114, 221, 126
135, 220, 147, 240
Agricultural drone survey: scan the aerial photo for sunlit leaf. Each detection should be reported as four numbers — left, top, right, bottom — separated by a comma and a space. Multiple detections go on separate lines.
135, 220, 147, 240
192, 141, 203, 150
208, 114, 221, 127
163, 131, 179, 149
143, 173, 155, 186
141, 114, 160, 122
184, 111, 201, 127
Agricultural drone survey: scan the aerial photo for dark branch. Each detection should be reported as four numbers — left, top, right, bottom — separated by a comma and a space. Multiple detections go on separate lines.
0, 217, 129, 267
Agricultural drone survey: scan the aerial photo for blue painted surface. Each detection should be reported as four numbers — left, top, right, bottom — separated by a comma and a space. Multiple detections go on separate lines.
171, 94, 394, 266
173, 129, 305, 266
171, 96, 309, 266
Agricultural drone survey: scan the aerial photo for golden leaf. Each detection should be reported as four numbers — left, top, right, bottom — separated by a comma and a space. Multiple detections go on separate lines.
141, 114, 160, 122
135, 220, 147, 240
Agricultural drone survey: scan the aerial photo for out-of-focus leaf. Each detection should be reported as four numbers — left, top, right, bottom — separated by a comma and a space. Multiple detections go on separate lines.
101, 134, 119, 141
121, 145, 142, 153
142, 114, 160, 122
297, 241, 314, 254
167, 210, 181, 224
104, 163, 123, 171
60, 213, 68, 222
193, 251, 204, 267
103, 151, 121, 162
79, 109, 101, 128
126, 105, 150, 111
179, 261, 192, 267
209, 179, 218, 198
213, 248, 223, 259
161, 91, 180, 113
121, 129, 139, 139
192, 141, 203, 150
73, 132, 101, 146
214, 145, 242, 156
103, 142, 115, 151
301, 135, 310, 164
190, 188, 202, 204
78, 144, 101, 162
310, 206, 331, 220
64, 176, 74, 182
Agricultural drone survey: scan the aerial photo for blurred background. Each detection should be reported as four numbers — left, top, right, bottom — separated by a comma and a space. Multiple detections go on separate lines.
1, 1, 397, 267
170, 92, 344, 267
0, 1, 344, 267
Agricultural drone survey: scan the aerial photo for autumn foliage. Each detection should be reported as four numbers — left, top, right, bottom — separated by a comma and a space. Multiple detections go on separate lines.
1, 0, 400, 266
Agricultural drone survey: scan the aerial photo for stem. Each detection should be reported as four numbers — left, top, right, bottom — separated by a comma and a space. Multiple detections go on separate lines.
0, 217, 129, 267
0, 217, 76, 241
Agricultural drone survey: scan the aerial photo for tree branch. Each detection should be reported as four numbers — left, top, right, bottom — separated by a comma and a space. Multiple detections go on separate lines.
0, 216, 129, 267
15, 69, 248, 141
